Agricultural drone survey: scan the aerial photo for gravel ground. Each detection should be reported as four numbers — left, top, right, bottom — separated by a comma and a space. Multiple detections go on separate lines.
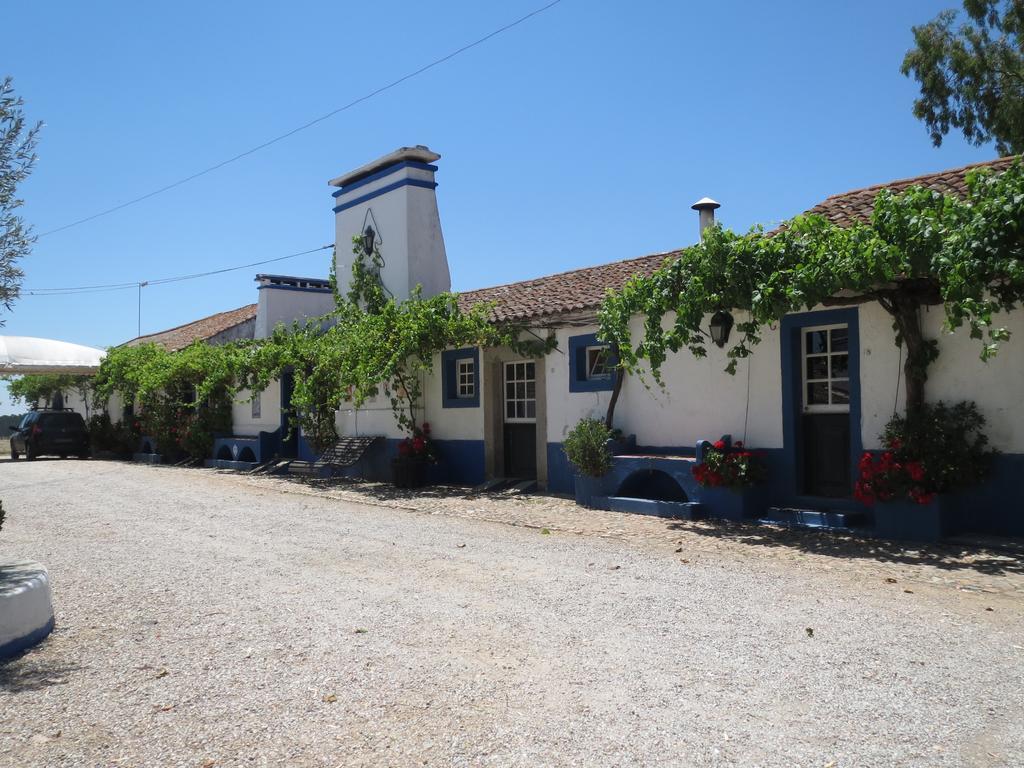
1, 460, 1022, 767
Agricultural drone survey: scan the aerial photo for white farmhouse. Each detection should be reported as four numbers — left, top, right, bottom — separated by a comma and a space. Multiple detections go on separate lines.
116, 147, 1024, 539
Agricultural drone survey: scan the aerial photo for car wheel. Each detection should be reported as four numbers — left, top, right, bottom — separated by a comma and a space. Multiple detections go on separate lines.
59, 453, 68, 459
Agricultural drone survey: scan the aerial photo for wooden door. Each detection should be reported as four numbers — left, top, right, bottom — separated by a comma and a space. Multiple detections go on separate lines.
801, 325, 851, 497
503, 361, 537, 479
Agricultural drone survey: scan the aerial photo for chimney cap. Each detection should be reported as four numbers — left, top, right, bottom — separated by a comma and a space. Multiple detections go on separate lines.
328, 145, 441, 188
691, 197, 721, 212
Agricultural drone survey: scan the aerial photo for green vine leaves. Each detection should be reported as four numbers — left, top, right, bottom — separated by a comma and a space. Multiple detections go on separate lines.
598, 160, 1024, 383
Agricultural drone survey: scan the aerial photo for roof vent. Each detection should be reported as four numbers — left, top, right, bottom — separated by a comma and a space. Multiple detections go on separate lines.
691, 197, 721, 238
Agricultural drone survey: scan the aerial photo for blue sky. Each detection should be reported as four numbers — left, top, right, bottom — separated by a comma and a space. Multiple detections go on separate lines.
1, 0, 996, 413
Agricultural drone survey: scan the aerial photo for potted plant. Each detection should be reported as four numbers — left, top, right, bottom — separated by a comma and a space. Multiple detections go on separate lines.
563, 418, 613, 508
855, 401, 994, 542
692, 438, 767, 521
391, 422, 437, 489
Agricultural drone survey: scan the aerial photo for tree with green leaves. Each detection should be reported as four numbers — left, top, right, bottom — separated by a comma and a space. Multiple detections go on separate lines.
902, 0, 1024, 155
5, 373, 92, 411
0, 77, 41, 321
598, 161, 1024, 418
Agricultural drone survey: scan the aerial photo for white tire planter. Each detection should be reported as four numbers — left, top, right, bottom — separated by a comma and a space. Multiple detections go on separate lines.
0, 558, 55, 659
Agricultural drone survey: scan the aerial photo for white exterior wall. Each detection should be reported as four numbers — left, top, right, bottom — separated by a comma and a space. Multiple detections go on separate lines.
543, 318, 783, 450
254, 287, 336, 339
332, 152, 450, 302
231, 381, 282, 436
336, 391, 413, 439
859, 303, 1024, 452
333, 350, 485, 442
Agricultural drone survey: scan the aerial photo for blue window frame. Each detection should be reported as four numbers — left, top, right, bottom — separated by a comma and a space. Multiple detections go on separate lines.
568, 333, 617, 392
442, 347, 480, 408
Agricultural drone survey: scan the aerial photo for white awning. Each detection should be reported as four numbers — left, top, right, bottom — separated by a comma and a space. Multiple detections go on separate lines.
0, 335, 106, 375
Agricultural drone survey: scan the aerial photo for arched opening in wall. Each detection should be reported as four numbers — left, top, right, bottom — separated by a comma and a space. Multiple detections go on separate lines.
141, 440, 154, 454
238, 447, 257, 463
216, 445, 233, 461
616, 470, 687, 502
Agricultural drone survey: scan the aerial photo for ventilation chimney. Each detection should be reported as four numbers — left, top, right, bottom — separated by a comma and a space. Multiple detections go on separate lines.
691, 197, 721, 238
328, 146, 451, 302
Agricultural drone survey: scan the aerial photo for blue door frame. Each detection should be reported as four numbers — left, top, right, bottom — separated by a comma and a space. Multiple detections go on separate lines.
280, 368, 298, 459
779, 308, 863, 510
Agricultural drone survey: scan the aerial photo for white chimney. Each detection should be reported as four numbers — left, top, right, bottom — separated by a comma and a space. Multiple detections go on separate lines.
691, 197, 721, 238
329, 145, 451, 302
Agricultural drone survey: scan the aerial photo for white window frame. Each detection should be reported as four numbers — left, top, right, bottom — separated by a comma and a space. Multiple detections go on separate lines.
802, 323, 851, 414
504, 360, 537, 424
456, 357, 475, 399
585, 345, 612, 380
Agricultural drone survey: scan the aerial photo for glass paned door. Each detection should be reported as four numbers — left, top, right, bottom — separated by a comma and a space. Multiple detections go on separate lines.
504, 361, 537, 422
802, 325, 850, 413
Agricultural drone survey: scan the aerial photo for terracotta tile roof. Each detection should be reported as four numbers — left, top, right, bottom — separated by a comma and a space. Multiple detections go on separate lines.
457, 251, 677, 323
458, 157, 1018, 323
125, 304, 257, 352
805, 156, 1017, 228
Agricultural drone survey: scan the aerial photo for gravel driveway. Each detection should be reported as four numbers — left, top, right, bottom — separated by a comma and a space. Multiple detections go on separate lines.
1, 460, 1022, 767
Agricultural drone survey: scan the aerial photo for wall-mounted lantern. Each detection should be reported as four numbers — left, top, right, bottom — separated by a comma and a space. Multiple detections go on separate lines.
362, 225, 376, 257
710, 310, 734, 348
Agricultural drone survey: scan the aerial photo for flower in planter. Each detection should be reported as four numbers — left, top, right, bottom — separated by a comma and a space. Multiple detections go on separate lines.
855, 401, 995, 506
397, 423, 438, 463
693, 440, 765, 490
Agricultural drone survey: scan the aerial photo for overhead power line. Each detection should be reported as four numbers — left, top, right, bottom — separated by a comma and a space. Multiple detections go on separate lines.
36, 0, 565, 239
23, 244, 333, 296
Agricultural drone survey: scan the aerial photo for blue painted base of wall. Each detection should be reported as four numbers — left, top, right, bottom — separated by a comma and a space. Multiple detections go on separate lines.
0, 615, 55, 660
324, 438, 486, 487
212, 429, 280, 465
548, 441, 1024, 538
205, 459, 259, 471
597, 496, 705, 519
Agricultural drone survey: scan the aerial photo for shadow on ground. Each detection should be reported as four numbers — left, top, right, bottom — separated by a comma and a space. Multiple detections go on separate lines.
666, 518, 1024, 577
234, 470, 1024, 579
0, 657, 79, 694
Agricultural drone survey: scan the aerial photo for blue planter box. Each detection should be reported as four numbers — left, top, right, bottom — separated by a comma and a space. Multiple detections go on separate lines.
873, 495, 959, 543
699, 486, 767, 522
573, 474, 607, 508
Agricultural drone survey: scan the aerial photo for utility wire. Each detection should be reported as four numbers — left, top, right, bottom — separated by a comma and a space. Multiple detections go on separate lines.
23, 244, 333, 296
36, 0, 564, 239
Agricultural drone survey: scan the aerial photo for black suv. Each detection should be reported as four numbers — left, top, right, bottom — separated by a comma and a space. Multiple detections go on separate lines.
9, 410, 90, 460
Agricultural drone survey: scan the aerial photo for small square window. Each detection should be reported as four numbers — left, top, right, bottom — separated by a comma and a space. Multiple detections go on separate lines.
456, 358, 475, 399
586, 346, 611, 380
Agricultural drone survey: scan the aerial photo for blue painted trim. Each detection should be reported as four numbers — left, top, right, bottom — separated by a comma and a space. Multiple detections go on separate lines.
0, 614, 54, 660
332, 178, 438, 213
331, 160, 438, 198
256, 284, 334, 295
779, 308, 862, 503
441, 347, 480, 408
568, 333, 616, 392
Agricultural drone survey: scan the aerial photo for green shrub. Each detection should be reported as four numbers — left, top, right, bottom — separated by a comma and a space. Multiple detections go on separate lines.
88, 412, 138, 457
563, 418, 613, 478
855, 401, 995, 505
